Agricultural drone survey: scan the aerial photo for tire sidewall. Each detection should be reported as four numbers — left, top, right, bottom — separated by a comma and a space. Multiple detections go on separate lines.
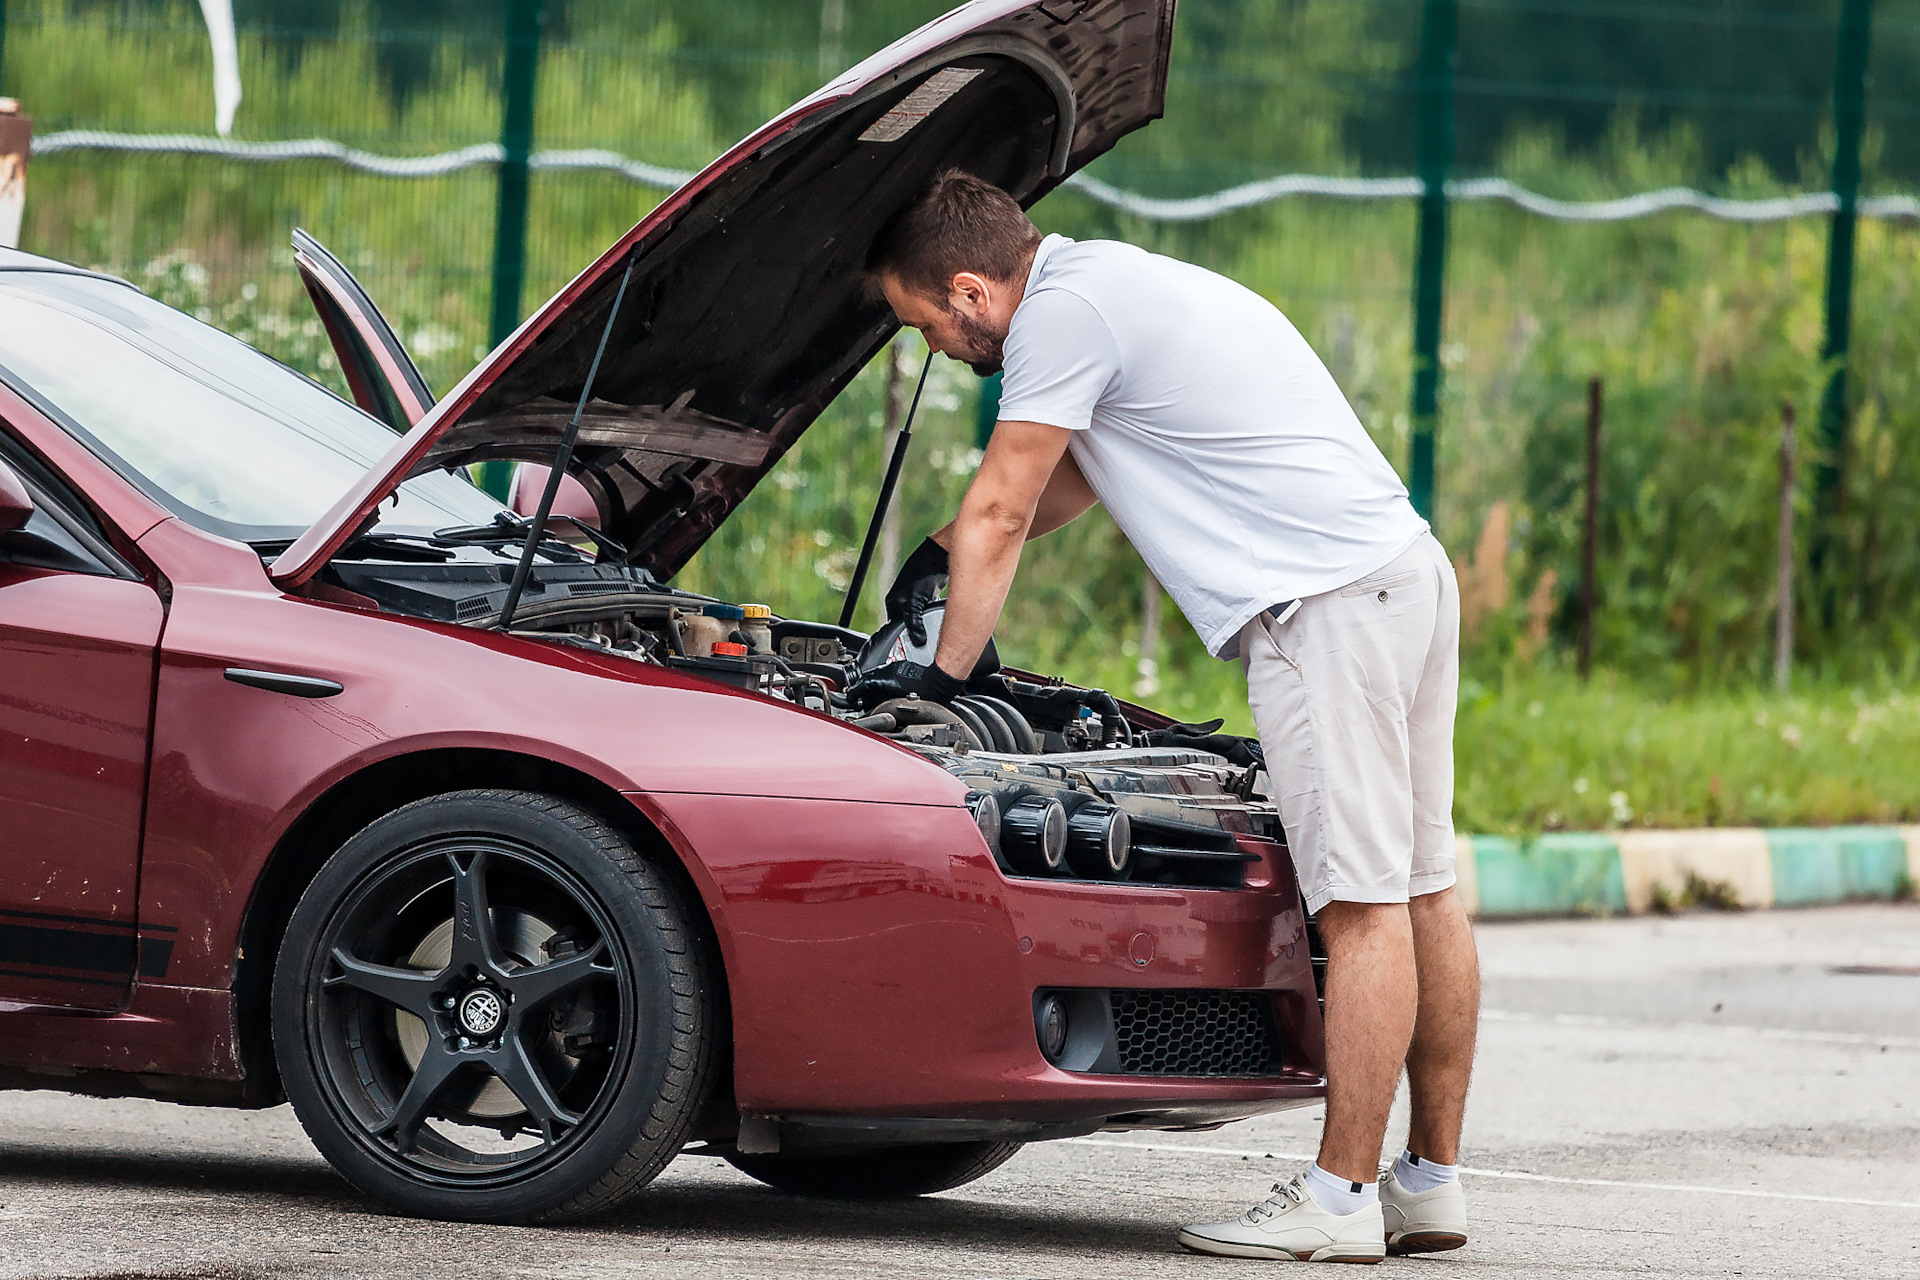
271, 791, 697, 1222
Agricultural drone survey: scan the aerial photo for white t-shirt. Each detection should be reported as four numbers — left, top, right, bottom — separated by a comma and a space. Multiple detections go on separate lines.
997, 235, 1427, 658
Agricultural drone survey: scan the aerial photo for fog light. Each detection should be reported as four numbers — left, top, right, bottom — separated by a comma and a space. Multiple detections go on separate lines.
965, 790, 1002, 859
1035, 992, 1069, 1062
1066, 803, 1133, 880
1001, 795, 1068, 875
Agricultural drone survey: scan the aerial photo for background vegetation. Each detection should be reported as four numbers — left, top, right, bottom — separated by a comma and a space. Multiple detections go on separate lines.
8, 0, 1920, 830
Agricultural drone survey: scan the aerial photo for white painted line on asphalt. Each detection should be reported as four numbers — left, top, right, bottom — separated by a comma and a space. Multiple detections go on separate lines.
1064, 1139, 1920, 1211
1481, 1007, 1920, 1050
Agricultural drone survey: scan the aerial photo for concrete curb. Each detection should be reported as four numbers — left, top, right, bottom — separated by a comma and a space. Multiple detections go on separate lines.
1453, 826, 1920, 918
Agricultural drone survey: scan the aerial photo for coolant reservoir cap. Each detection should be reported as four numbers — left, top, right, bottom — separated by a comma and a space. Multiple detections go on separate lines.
711, 641, 748, 656
701, 603, 746, 620
741, 603, 772, 619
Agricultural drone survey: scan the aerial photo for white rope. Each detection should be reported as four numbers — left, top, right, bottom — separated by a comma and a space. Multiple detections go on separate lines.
27, 130, 1920, 224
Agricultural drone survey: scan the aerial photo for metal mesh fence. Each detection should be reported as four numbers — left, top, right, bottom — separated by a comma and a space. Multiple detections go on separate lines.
4, 0, 1919, 683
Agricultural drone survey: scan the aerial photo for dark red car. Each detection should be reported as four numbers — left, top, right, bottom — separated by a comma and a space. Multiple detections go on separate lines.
0, 0, 1323, 1224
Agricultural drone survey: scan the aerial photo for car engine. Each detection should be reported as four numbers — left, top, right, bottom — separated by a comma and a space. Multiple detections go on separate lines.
319, 540, 1281, 888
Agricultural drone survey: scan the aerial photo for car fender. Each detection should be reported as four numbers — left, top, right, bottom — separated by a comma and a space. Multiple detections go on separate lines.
134, 519, 969, 1000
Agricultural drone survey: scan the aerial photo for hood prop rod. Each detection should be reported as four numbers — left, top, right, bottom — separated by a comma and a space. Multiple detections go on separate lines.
839, 351, 933, 630
496, 257, 637, 630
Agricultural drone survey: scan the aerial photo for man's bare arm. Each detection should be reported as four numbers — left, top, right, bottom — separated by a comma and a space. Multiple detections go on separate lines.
1028, 447, 1098, 538
929, 444, 1096, 551
927, 419, 1074, 679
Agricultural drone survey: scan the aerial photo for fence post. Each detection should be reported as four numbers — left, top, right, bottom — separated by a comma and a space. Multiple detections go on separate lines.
1407, 0, 1457, 529
479, 0, 542, 501
491, 0, 541, 347
1813, 0, 1873, 603
1578, 377, 1601, 682
974, 370, 1001, 452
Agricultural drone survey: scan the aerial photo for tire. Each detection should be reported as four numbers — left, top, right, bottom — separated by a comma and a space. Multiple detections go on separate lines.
726, 1141, 1025, 1198
271, 789, 715, 1223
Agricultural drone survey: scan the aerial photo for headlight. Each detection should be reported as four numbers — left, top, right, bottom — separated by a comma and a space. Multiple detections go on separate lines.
1000, 794, 1068, 875
965, 790, 1002, 859
1066, 803, 1132, 880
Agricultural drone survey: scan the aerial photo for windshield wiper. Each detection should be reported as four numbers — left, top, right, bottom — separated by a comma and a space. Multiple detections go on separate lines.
432, 511, 629, 562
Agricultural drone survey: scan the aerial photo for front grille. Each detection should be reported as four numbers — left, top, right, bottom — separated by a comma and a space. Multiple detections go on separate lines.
1109, 990, 1282, 1076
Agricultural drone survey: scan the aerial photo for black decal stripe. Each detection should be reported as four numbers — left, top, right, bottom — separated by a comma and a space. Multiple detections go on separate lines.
138, 937, 174, 979
0, 905, 148, 932
0, 920, 137, 975
0, 963, 126, 989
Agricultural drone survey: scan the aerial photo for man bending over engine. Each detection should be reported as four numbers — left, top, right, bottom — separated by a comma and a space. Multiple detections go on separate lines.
848, 170, 1477, 1265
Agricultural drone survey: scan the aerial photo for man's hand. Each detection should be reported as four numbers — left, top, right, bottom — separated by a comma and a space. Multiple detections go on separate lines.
884, 536, 949, 646
847, 659, 965, 709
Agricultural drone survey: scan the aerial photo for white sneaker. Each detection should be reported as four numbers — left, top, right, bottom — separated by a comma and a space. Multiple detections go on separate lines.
1177, 1171, 1386, 1263
1379, 1168, 1468, 1255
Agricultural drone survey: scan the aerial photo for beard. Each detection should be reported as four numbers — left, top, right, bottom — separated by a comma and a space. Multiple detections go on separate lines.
954, 309, 1007, 377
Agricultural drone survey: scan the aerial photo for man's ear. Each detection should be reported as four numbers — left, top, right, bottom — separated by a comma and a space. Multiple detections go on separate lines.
948, 271, 993, 314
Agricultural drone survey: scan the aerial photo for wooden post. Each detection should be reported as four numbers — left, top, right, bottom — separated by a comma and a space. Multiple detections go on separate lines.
1578, 377, 1602, 681
1775, 402, 1796, 691
1135, 574, 1163, 698
874, 340, 910, 603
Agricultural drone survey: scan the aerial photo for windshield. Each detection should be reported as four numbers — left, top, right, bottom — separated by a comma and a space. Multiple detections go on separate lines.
0, 270, 503, 543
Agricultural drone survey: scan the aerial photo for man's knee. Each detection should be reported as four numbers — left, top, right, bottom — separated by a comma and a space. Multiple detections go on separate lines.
1316, 899, 1412, 952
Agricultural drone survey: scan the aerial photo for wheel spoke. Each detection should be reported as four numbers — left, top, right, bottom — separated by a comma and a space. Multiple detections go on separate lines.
490, 1033, 582, 1144
372, 1042, 464, 1153
447, 849, 507, 976
504, 939, 614, 1009
323, 947, 441, 1017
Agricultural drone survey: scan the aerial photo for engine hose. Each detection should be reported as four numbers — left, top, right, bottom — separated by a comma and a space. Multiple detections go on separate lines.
946, 699, 996, 753
872, 696, 984, 751
953, 696, 1015, 753
971, 695, 1038, 754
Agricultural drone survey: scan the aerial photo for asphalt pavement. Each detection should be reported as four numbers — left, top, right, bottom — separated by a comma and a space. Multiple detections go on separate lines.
2, 903, 1915, 1280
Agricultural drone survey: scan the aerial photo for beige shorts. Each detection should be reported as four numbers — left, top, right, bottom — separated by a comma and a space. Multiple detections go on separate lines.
1241, 532, 1460, 914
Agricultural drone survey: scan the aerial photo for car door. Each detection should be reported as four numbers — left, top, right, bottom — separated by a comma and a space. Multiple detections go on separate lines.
295, 230, 596, 521
292, 227, 434, 432
0, 435, 163, 1009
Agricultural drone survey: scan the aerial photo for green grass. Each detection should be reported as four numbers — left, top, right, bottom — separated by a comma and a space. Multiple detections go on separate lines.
1455, 670, 1920, 835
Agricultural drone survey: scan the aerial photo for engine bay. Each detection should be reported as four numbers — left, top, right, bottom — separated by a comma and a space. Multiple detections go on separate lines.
317, 538, 1281, 888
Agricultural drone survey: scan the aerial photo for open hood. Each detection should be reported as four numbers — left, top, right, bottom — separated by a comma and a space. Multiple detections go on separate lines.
272, 0, 1174, 590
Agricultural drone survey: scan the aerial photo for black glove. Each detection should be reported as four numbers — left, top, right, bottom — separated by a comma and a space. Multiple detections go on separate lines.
848, 659, 965, 709
885, 536, 950, 646
1144, 718, 1266, 769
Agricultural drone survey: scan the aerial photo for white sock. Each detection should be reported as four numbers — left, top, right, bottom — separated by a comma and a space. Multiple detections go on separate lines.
1393, 1149, 1459, 1194
1303, 1162, 1378, 1216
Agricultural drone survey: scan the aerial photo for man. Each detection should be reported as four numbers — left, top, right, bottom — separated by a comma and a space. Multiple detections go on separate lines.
850, 170, 1477, 1264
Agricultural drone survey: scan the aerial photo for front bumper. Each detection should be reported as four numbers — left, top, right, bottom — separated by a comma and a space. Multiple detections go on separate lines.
639, 793, 1325, 1135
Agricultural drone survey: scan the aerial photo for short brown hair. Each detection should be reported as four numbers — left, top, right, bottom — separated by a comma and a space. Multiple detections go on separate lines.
866, 169, 1041, 303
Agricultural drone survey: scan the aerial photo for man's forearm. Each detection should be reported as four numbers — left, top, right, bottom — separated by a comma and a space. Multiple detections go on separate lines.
931, 504, 1027, 679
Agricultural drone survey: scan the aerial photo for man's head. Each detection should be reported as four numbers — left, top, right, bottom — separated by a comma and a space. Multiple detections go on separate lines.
867, 170, 1041, 376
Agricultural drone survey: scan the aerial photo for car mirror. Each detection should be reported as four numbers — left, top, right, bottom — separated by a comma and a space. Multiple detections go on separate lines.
0, 458, 34, 532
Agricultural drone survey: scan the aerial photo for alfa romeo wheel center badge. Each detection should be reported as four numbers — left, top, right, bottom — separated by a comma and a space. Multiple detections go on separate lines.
457, 988, 505, 1038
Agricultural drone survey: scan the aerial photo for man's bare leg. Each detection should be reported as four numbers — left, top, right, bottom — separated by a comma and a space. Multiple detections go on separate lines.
1313, 900, 1418, 1183
1404, 885, 1478, 1164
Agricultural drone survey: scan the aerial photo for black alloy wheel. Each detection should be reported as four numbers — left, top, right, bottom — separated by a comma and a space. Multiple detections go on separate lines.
272, 790, 715, 1223
726, 1141, 1025, 1198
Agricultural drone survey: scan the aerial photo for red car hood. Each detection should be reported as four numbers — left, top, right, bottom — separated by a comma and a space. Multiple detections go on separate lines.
272, 0, 1174, 589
